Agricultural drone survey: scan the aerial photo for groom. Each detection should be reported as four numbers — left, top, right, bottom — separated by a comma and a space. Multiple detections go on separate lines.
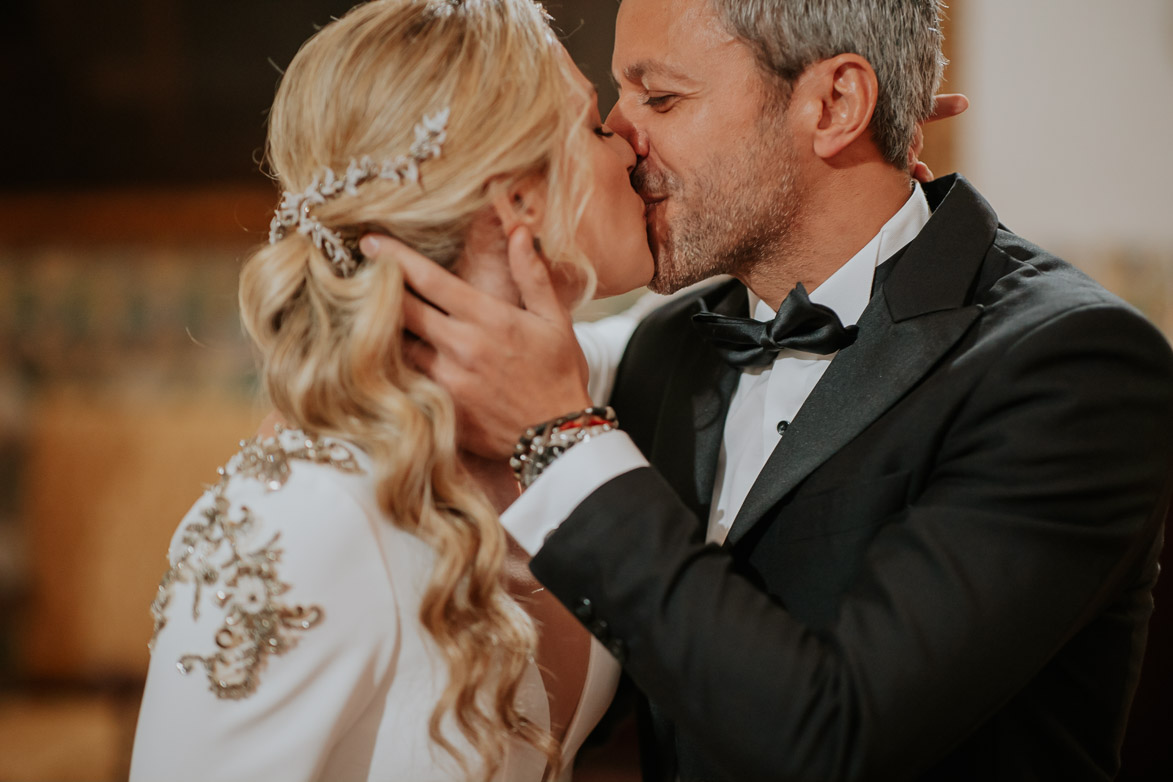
369, 0, 1173, 779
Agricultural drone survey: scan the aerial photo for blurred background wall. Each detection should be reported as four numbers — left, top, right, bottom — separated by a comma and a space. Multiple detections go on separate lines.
956, 0, 1173, 335
0, 1, 1169, 780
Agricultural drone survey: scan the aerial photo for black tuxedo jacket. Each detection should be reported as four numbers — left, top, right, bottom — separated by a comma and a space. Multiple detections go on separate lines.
532, 176, 1173, 781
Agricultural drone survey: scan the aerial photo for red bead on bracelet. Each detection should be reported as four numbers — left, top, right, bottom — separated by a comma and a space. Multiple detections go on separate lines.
556, 416, 609, 432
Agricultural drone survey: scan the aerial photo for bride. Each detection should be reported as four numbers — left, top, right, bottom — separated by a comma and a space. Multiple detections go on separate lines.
129, 1, 655, 780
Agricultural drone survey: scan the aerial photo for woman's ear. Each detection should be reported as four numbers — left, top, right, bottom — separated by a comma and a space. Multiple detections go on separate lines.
489, 175, 548, 233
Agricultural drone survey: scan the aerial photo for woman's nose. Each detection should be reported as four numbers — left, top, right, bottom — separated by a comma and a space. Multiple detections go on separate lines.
614, 132, 638, 174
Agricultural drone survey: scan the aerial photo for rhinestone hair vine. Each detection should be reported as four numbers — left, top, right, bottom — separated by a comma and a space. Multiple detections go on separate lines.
267, 107, 451, 277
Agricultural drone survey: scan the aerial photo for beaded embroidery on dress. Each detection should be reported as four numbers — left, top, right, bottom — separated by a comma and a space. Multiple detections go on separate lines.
149, 426, 363, 699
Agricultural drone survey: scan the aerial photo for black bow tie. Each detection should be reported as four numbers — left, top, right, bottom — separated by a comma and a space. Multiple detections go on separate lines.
692, 283, 859, 368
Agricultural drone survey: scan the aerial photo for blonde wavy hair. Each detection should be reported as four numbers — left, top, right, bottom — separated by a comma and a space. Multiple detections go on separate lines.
239, 0, 596, 776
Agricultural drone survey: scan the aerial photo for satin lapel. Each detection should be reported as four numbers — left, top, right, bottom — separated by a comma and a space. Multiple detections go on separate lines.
725, 292, 980, 545
725, 175, 998, 547
650, 280, 745, 524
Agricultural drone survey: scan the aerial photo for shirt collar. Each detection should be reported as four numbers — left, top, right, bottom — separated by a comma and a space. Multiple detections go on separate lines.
748, 180, 931, 325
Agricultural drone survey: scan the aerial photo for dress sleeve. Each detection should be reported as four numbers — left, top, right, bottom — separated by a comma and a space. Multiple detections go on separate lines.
130, 467, 399, 782
575, 287, 704, 406
575, 314, 640, 407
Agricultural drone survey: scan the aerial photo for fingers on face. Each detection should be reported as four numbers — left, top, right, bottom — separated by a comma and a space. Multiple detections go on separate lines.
403, 328, 478, 404
402, 291, 445, 339
402, 291, 488, 368
507, 226, 565, 318
403, 334, 436, 374
364, 233, 495, 319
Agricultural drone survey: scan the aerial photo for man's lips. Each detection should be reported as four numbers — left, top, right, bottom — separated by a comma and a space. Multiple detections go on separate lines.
641, 195, 667, 216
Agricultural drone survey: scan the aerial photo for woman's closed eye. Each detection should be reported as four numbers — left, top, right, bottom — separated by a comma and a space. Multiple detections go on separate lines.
594, 125, 616, 138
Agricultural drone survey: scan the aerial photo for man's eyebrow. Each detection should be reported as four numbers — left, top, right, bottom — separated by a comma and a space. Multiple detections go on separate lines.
621, 60, 695, 85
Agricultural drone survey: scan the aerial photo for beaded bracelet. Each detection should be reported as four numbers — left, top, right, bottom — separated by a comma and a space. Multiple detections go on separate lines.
510, 406, 618, 489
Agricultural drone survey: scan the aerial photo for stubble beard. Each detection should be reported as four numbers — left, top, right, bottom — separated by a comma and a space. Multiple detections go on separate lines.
637, 122, 805, 295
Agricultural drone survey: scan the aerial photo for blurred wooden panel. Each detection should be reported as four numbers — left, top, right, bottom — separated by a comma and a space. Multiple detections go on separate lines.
0, 1, 357, 188
0, 698, 138, 782
0, 188, 275, 246
0, 1, 612, 190
547, 0, 621, 112
0, 694, 131, 781
19, 391, 265, 678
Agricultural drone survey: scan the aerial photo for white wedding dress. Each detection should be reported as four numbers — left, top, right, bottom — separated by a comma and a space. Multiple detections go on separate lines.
130, 427, 620, 782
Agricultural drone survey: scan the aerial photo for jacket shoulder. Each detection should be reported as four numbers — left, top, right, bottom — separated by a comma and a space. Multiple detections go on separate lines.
978, 227, 1167, 338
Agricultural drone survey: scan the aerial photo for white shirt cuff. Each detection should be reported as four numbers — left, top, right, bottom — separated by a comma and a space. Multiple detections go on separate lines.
500, 429, 649, 555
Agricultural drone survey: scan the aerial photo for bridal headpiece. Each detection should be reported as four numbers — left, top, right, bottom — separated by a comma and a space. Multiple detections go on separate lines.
268, 107, 451, 277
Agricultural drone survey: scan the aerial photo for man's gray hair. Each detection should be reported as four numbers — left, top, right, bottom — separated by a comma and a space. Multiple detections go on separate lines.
711, 0, 947, 167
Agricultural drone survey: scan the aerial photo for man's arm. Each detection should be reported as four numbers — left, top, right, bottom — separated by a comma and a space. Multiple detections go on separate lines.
527, 303, 1173, 781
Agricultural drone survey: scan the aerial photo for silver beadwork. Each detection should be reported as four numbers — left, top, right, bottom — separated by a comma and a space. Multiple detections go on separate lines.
268, 107, 451, 277
510, 407, 618, 489
150, 425, 365, 700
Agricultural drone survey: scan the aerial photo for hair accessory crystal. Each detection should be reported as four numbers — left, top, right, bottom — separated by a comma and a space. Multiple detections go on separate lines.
268, 107, 451, 277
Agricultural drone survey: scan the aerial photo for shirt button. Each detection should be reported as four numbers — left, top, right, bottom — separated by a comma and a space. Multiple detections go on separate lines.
606, 638, 628, 664
776, 420, 790, 436
587, 618, 611, 640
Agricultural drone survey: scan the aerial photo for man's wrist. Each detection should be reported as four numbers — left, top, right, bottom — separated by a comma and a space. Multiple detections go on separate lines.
510, 406, 618, 489
500, 429, 647, 556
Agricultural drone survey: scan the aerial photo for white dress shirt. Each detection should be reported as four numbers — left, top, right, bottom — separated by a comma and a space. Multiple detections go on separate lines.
504, 182, 930, 555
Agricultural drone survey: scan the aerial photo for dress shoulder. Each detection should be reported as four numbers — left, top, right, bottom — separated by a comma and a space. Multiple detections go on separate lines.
148, 426, 383, 700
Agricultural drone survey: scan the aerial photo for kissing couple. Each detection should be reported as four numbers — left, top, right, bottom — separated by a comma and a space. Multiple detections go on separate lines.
133, 1, 1173, 781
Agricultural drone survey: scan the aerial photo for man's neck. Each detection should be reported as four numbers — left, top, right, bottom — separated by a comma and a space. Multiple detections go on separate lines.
741, 163, 915, 310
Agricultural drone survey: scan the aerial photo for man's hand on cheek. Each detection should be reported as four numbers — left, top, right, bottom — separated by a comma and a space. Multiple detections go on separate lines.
360, 230, 593, 460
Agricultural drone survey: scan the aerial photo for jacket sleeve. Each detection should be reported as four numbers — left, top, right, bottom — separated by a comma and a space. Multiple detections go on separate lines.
130, 470, 399, 782
530, 303, 1173, 782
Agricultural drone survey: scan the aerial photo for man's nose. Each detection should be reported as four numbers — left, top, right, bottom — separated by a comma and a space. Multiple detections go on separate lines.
605, 101, 648, 161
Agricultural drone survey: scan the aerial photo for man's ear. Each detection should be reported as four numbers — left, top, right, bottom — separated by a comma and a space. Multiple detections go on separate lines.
489, 175, 548, 234
794, 54, 879, 161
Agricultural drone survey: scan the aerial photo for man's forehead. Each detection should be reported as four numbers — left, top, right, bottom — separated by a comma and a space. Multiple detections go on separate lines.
613, 0, 735, 81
